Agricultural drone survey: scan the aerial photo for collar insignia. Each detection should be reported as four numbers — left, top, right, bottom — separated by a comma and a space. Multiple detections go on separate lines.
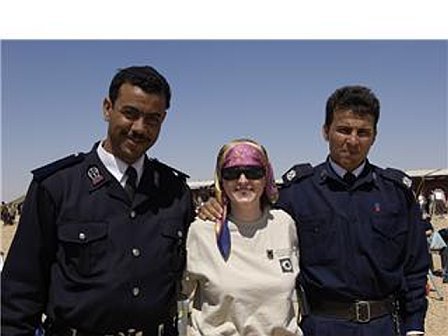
87, 166, 105, 186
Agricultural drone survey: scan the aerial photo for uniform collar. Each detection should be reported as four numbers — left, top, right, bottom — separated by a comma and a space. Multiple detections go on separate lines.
319, 157, 377, 188
328, 157, 366, 179
97, 140, 145, 187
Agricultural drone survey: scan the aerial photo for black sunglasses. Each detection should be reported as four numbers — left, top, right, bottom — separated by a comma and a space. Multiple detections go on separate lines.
221, 165, 265, 180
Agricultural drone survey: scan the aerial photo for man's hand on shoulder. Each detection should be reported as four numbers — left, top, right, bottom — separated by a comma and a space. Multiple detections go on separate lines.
197, 198, 223, 221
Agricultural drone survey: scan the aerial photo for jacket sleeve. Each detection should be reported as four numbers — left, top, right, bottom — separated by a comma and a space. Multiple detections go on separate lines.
1, 181, 57, 336
182, 220, 200, 300
401, 201, 430, 332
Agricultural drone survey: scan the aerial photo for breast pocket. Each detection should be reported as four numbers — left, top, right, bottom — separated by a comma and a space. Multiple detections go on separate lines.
299, 212, 337, 265
371, 209, 408, 269
160, 217, 186, 277
58, 221, 109, 277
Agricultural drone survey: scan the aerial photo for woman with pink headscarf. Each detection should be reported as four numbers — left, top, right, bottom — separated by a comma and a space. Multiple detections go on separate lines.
183, 138, 302, 336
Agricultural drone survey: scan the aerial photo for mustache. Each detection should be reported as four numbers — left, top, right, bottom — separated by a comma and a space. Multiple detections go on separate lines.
127, 131, 150, 143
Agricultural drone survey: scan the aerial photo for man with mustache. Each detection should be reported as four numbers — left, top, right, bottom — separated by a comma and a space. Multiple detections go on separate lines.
1, 66, 195, 336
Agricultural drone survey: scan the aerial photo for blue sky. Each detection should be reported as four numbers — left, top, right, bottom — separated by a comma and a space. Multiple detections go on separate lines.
1, 40, 447, 201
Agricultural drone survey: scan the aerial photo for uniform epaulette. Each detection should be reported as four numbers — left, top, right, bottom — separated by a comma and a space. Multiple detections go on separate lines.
150, 158, 190, 180
32, 153, 86, 182
380, 167, 413, 190
282, 163, 313, 185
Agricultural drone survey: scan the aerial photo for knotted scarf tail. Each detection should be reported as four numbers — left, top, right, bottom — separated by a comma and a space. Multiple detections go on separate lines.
216, 217, 231, 261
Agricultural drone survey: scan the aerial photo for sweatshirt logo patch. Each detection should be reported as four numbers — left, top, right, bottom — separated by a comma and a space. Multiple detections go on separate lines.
279, 257, 293, 273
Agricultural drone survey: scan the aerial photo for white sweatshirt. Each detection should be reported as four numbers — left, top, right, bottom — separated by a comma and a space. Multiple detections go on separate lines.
183, 209, 302, 336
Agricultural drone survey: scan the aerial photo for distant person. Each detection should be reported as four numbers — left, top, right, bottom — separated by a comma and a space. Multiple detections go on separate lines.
199, 85, 430, 335
423, 215, 436, 274
8, 206, 16, 225
428, 192, 436, 216
184, 138, 302, 335
1, 201, 8, 225
16, 202, 23, 216
417, 194, 428, 218
433, 188, 447, 215
437, 227, 448, 283
1, 65, 195, 336
1, 202, 14, 226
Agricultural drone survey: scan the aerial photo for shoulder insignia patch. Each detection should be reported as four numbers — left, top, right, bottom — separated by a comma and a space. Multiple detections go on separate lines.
402, 175, 412, 188
381, 167, 413, 189
150, 158, 190, 180
32, 153, 86, 182
282, 163, 313, 184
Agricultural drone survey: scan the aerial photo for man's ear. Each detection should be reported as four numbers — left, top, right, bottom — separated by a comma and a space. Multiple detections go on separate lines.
322, 125, 329, 141
161, 110, 167, 123
103, 97, 112, 121
372, 129, 377, 145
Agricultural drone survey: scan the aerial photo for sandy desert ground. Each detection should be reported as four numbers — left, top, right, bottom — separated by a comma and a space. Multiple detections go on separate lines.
2, 215, 447, 335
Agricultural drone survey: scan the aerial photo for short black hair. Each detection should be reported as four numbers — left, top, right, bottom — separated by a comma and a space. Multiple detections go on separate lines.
108, 65, 171, 109
325, 85, 380, 130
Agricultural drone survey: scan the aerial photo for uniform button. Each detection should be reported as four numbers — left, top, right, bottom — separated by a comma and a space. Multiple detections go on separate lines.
79, 232, 86, 240
132, 248, 141, 257
132, 287, 140, 297
130, 211, 136, 218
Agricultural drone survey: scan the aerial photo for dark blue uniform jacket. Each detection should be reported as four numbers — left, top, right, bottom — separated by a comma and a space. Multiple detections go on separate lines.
276, 159, 429, 333
1, 143, 195, 335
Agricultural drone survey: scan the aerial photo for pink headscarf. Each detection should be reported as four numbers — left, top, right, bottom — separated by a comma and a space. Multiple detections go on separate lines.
214, 139, 278, 260
215, 140, 278, 206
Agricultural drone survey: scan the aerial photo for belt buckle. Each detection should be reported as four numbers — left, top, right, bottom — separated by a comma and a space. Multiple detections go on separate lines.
355, 300, 371, 323
157, 323, 164, 336
118, 329, 143, 336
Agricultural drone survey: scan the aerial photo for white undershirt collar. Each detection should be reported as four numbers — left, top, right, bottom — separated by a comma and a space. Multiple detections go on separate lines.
329, 157, 366, 179
96, 141, 145, 187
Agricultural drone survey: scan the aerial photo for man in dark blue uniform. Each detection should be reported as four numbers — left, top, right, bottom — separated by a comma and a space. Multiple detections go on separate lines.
199, 85, 429, 335
1, 66, 195, 336
278, 85, 429, 336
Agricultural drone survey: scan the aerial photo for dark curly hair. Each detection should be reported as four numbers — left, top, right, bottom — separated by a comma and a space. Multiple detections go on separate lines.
108, 65, 171, 109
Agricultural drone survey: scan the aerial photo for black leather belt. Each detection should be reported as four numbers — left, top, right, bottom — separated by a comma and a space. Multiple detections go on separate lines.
50, 327, 149, 336
47, 319, 176, 336
310, 298, 395, 323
